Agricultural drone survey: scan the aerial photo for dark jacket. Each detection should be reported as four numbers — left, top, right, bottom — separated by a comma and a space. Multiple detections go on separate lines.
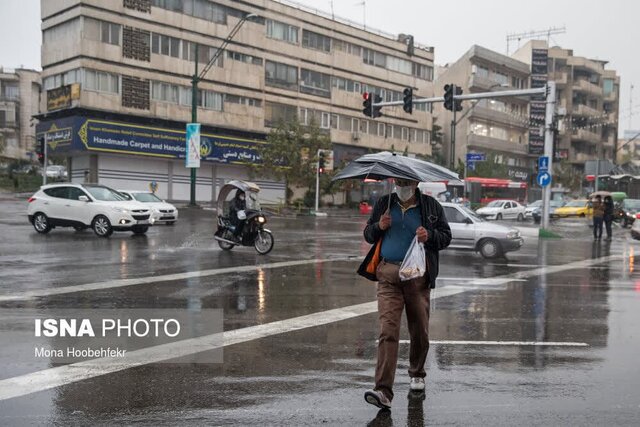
603, 198, 614, 219
229, 197, 246, 225
357, 189, 452, 288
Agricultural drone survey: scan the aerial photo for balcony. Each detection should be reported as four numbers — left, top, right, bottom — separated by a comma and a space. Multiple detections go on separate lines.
549, 71, 568, 86
572, 103, 601, 117
469, 106, 528, 129
0, 121, 17, 129
568, 56, 603, 74
572, 128, 602, 145
568, 148, 596, 164
467, 133, 528, 155
468, 74, 508, 91
604, 91, 617, 102
572, 79, 603, 96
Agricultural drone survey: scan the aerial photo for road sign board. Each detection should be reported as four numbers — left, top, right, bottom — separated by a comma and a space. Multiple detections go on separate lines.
537, 171, 551, 187
538, 156, 549, 172
466, 153, 485, 162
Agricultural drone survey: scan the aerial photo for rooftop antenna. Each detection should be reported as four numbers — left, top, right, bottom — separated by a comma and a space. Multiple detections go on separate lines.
354, 1, 366, 29
630, 84, 635, 131
506, 26, 566, 55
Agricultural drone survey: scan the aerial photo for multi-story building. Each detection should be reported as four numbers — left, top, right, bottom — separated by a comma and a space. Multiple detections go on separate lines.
36, 0, 435, 203
0, 68, 40, 161
513, 40, 620, 174
435, 45, 532, 182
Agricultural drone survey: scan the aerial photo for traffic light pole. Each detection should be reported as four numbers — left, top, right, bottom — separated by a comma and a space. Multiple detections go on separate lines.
450, 108, 457, 171
43, 139, 48, 185
541, 81, 556, 230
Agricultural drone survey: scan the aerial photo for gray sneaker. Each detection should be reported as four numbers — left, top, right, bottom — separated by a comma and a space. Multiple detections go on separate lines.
409, 377, 425, 391
364, 390, 392, 410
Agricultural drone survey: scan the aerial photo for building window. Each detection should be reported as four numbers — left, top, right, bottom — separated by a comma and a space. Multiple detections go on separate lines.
84, 69, 119, 94
412, 63, 433, 81
402, 127, 409, 141
377, 123, 385, 137
302, 30, 331, 52
199, 89, 223, 111
300, 69, 331, 98
387, 56, 412, 75
476, 66, 489, 78
265, 61, 298, 90
321, 112, 330, 129
227, 50, 263, 66
152, 33, 180, 58
603, 78, 614, 95
44, 18, 80, 45
153, 0, 227, 24
225, 94, 261, 107
180, 41, 222, 66
84, 18, 120, 45
362, 48, 386, 68
266, 19, 298, 44
265, 102, 297, 127
151, 81, 179, 103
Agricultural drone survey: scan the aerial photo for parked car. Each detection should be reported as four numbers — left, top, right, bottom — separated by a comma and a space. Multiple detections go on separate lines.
441, 202, 524, 258
118, 190, 179, 225
552, 199, 592, 218
27, 183, 151, 237
632, 218, 640, 240
531, 200, 566, 224
45, 165, 68, 180
620, 198, 640, 227
475, 200, 526, 221
524, 200, 542, 219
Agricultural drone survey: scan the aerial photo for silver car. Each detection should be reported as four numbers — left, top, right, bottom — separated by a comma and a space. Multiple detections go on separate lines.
441, 202, 524, 258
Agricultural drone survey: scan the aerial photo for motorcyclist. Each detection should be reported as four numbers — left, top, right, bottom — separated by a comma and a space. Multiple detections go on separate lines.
229, 190, 246, 242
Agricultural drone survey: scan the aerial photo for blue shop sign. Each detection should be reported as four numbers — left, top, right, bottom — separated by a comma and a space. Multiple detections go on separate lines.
36, 116, 263, 164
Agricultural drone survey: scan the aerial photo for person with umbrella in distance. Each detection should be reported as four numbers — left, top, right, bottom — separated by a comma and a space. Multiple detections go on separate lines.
359, 177, 451, 410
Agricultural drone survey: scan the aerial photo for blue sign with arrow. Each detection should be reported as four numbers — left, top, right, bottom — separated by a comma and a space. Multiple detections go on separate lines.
537, 171, 551, 187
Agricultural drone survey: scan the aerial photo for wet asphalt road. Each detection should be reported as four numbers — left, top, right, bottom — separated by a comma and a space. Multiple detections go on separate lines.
1, 195, 640, 426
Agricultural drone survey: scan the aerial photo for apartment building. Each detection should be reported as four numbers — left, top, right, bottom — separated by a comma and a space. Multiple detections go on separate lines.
37, 0, 435, 202
513, 40, 620, 174
0, 68, 40, 161
435, 45, 532, 182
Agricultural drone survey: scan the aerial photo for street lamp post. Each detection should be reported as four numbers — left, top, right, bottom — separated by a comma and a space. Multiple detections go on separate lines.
188, 13, 258, 207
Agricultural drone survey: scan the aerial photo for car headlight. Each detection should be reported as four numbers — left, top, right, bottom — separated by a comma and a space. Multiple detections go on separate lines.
507, 230, 520, 239
111, 207, 129, 214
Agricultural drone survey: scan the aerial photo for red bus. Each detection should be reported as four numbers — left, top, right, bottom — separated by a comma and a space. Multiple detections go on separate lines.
465, 177, 528, 204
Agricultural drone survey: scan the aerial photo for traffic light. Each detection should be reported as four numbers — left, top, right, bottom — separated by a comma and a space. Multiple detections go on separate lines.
454, 85, 463, 112
372, 94, 382, 118
318, 151, 326, 174
402, 87, 413, 114
362, 92, 372, 117
35, 137, 45, 165
443, 84, 453, 111
362, 92, 383, 118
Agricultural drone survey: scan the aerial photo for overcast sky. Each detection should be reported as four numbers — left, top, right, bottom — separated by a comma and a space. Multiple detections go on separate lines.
1, 0, 638, 131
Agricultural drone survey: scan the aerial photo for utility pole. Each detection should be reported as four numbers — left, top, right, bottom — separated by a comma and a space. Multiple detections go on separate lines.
188, 13, 257, 207
541, 81, 556, 230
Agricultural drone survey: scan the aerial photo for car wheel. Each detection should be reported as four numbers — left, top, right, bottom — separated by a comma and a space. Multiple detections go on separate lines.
517, 213, 524, 222
496, 213, 503, 221
33, 213, 52, 234
579, 213, 585, 218
167, 221, 175, 226
132, 225, 149, 235
92, 215, 113, 238
479, 239, 501, 259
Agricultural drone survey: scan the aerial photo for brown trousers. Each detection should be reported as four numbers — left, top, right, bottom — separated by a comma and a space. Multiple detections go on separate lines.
374, 260, 431, 401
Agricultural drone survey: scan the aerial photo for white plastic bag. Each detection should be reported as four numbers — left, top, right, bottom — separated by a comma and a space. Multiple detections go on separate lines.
237, 210, 246, 220
399, 236, 426, 281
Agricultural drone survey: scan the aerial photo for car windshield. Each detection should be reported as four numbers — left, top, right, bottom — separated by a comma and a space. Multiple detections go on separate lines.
133, 193, 163, 203
85, 186, 128, 201
486, 201, 504, 208
461, 206, 484, 221
551, 200, 565, 207
623, 199, 640, 209
528, 200, 542, 207
565, 200, 586, 207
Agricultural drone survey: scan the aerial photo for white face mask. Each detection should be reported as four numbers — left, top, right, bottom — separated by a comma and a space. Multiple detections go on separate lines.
396, 186, 415, 202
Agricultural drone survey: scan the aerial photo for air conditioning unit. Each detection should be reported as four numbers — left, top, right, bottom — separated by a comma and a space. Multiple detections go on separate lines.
352, 132, 360, 141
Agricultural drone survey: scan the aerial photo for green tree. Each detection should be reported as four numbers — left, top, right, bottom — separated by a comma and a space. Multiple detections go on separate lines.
553, 160, 581, 192
467, 154, 509, 179
252, 118, 331, 204
431, 117, 444, 146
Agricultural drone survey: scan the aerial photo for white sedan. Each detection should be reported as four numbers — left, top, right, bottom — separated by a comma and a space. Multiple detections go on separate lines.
476, 200, 526, 221
118, 190, 178, 225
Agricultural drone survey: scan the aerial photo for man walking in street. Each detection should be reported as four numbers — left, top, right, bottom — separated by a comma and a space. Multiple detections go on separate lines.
592, 195, 605, 240
603, 195, 614, 241
358, 178, 451, 410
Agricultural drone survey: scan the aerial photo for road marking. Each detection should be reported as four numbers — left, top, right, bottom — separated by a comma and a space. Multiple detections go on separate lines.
0, 257, 358, 302
398, 340, 589, 347
0, 253, 623, 401
0, 285, 465, 401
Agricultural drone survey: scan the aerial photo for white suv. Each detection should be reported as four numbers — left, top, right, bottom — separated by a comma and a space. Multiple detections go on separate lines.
27, 183, 152, 237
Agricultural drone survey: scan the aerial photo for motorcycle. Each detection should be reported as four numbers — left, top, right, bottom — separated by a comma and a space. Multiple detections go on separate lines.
213, 180, 274, 255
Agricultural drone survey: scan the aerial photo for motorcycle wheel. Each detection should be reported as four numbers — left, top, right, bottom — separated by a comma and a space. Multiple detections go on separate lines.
218, 230, 236, 251
254, 230, 274, 255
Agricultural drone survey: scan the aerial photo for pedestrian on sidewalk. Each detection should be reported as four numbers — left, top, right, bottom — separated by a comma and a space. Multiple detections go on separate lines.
358, 178, 451, 410
603, 195, 614, 240
592, 195, 604, 240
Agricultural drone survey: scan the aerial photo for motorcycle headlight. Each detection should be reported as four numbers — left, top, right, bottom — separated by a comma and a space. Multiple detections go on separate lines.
257, 216, 266, 224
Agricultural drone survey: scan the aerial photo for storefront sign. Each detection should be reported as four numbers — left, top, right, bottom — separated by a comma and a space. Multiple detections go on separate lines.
528, 48, 548, 156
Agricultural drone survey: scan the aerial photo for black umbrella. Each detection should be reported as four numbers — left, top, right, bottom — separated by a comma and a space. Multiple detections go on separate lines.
333, 151, 458, 183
